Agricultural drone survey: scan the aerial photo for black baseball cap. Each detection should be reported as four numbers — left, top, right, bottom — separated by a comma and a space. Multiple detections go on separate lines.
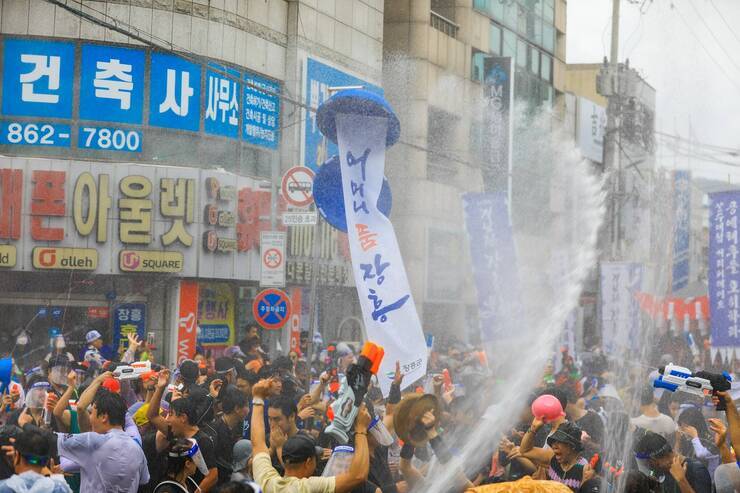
281, 434, 323, 464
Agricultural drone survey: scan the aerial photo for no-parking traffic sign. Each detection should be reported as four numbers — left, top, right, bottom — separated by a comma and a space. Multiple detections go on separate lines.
252, 288, 291, 330
281, 166, 315, 207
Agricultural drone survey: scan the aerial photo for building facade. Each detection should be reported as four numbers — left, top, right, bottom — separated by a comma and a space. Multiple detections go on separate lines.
0, 0, 383, 364
381, 0, 567, 343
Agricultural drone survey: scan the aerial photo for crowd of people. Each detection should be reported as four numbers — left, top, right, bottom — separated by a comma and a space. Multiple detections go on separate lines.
0, 326, 738, 493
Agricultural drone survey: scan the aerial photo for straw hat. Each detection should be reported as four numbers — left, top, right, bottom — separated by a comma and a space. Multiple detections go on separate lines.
393, 393, 440, 446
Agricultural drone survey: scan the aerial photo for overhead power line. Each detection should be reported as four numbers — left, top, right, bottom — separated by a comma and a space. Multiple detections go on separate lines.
671, 2, 740, 93
708, 0, 740, 49
684, 0, 740, 78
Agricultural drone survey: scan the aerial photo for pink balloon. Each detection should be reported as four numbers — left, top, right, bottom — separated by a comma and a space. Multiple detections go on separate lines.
531, 394, 564, 423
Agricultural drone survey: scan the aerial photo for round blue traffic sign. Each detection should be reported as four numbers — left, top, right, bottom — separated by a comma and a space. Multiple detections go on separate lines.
252, 289, 292, 330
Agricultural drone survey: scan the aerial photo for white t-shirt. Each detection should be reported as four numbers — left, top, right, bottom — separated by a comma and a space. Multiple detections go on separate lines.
631, 413, 677, 438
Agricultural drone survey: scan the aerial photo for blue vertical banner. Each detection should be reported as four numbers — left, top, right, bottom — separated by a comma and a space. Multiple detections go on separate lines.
204, 63, 240, 139
672, 170, 691, 292
243, 73, 280, 149
304, 58, 382, 171
79, 44, 145, 124
149, 53, 201, 132
709, 192, 740, 352
113, 303, 146, 351
2, 38, 75, 118
462, 192, 521, 342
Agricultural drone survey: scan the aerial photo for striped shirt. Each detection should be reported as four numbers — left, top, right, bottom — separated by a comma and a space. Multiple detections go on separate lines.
547, 456, 588, 491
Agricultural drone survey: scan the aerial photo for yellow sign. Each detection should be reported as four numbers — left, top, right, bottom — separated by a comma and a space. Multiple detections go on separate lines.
32, 247, 97, 270
197, 283, 235, 347
119, 250, 184, 273
0, 246, 16, 267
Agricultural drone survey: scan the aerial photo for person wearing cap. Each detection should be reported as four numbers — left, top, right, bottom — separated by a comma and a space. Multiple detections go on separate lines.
230, 439, 254, 484
0, 424, 71, 493
82, 331, 107, 369
55, 390, 149, 493
250, 378, 372, 493
153, 437, 211, 493
215, 357, 238, 387
634, 431, 712, 493
520, 420, 593, 491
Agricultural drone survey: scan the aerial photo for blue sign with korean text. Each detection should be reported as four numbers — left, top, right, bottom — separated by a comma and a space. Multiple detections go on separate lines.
149, 53, 201, 132
462, 192, 521, 342
709, 192, 740, 348
2, 38, 75, 118
304, 58, 382, 171
672, 170, 691, 292
113, 303, 146, 350
244, 73, 280, 149
0, 121, 71, 147
205, 63, 240, 139
80, 44, 145, 124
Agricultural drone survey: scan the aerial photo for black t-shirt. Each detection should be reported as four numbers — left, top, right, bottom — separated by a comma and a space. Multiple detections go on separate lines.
191, 429, 217, 486
658, 459, 712, 493
351, 480, 380, 493
547, 456, 588, 492
211, 417, 236, 484
368, 446, 397, 493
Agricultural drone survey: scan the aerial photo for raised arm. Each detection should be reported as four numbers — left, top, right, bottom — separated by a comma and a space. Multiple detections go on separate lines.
76, 371, 112, 432
335, 405, 371, 493
309, 371, 330, 406
121, 333, 143, 364
250, 379, 279, 455
146, 369, 171, 435
520, 417, 554, 466
52, 370, 77, 431
709, 418, 734, 464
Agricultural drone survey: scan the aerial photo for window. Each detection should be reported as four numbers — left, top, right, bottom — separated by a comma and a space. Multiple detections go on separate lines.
472, 50, 486, 82
530, 47, 540, 75
544, 0, 555, 23
517, 39, 527, 68
543, 23, 555, 53
518, 5, 527, 34
427, 108, 459, 183
490, 23, 502, 54
534, 17, 543, 46
541, 53, 552, 81
504, 2, 517, 28
503, 29, 517, 57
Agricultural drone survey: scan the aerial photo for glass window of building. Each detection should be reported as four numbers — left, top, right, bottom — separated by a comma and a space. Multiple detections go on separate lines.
503, 29, 517, 57
530, 47, 540, 75
504, 2, 518, 28
541, 53, 552, 81
490, 23, 502, 54
516, 39, 527, 68
472, 50, 486, 82
534, 16, 543, 46
544, 0, 555, 23
543, 23, 555, 53
518, 5, 527, 34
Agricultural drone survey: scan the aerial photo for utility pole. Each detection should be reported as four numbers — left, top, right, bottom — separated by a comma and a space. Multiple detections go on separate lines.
601, 0, 622, 259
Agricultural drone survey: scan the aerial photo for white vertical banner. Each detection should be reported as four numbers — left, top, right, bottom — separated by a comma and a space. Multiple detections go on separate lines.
336, 113, 427, 395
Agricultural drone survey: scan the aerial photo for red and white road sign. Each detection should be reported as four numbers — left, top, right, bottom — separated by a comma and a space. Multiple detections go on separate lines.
281, 167, 315, 207
263, 248, 283, 269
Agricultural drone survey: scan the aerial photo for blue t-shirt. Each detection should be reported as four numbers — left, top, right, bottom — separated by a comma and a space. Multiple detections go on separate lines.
242, 400, 270, 441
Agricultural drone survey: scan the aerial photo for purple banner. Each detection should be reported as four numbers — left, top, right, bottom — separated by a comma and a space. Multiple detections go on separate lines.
462, 192, 520, 342
709, 192, 740, 347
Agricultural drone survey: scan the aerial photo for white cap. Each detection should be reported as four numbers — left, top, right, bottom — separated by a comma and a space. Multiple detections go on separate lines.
86, 330, 102, 344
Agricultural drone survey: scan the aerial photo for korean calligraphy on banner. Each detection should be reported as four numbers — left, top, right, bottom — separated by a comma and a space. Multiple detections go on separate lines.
113, 303, 146, 352
462, 192, 521, 342
303, 58, 382, 171
709, 192, 740, 354
335, 113, 426, 395
0, 158, 279, 279
599, 262, 643, 354
672, 170, 691, 292
0, 37, 280, 153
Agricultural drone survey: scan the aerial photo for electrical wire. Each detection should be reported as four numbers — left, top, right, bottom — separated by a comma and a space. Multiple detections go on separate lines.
671, 2, 740, 93
684, 0, 740, 78
708, 0, 740, 50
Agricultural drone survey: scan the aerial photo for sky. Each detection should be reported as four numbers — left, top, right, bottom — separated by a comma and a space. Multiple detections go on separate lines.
566, 0, 740, 180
